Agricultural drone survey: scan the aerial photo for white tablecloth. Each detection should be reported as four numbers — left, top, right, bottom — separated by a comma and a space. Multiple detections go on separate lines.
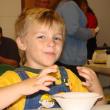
92, 105, 110, 110
30, 104, 110, 110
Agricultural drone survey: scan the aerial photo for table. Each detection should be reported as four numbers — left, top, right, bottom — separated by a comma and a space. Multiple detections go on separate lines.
92, 105, 110, 110
85, 62, 110, 76
31, 105, 110, 110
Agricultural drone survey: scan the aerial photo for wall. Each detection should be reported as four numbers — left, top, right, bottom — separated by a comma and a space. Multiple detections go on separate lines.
0, 0, 21, 40
0, 0, 110, 46
88, 0, 110, 46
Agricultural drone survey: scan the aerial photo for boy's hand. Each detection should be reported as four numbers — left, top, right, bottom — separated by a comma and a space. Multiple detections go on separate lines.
19, 65, 58, 96
76, 66, 103, 95
77, 66, 106, 105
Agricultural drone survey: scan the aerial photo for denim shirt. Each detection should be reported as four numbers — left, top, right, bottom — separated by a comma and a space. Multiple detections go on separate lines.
56, 1, 93, 65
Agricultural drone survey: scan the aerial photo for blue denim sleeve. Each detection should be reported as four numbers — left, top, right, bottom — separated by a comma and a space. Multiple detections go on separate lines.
56, 1, 93, 40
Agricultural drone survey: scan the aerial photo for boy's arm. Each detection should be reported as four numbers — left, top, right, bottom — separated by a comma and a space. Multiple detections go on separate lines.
0, 82, 25, 109
0, 66, 57, 110
0, 76, 55, 110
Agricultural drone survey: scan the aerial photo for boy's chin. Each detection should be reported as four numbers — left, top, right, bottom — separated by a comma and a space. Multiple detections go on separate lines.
43, 61, 56, 67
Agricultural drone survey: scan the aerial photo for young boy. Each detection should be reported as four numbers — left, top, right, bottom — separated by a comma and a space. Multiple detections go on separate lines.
0, 8, 105, 110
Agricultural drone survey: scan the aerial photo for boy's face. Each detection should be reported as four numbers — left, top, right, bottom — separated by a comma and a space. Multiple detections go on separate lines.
17, 23, 64, 68
35, 0, 61, 9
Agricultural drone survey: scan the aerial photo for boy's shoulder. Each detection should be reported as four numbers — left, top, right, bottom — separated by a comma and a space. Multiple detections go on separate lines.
0, 70, 19, 78
0, 70, 21, 87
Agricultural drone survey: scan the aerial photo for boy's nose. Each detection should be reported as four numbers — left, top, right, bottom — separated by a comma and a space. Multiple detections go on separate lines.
47, 39, 55, 47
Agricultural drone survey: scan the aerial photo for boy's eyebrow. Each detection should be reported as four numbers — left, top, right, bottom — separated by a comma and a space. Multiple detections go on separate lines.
56, 33, 64, 36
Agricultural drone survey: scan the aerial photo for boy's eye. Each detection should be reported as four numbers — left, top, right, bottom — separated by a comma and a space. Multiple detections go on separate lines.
37, 35, 45, 39
53, 36, 63, 41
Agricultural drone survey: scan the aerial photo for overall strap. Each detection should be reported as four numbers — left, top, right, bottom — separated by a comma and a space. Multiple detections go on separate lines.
16, 70, 29, 80
48, 66, 70, 95
59, 66, 70, 91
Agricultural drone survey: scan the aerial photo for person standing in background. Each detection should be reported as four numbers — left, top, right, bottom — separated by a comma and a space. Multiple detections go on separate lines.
86, 6, 98, 59
56, 0, 97, 66
74, 0, 99, 59
0, 26, 20, 67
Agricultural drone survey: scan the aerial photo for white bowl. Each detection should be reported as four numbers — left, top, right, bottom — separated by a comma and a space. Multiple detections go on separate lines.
53, 92, 102, 110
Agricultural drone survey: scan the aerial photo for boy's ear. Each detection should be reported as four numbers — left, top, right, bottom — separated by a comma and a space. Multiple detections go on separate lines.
16, 37, 26, 51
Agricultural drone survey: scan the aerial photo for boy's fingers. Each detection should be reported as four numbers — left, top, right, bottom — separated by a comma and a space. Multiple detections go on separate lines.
40, 68, 57, 76
37, 85, 50, 91
39, 65, 58, 76
42, 81, 54, 86
79, 72, 92, 82
82, 81, 92, 88
77, 66, 95, 81
77, 66, 94, 73
36, 75, 56, 85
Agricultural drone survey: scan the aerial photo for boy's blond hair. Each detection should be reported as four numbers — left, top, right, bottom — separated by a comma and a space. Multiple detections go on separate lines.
15, 8, 66, 38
